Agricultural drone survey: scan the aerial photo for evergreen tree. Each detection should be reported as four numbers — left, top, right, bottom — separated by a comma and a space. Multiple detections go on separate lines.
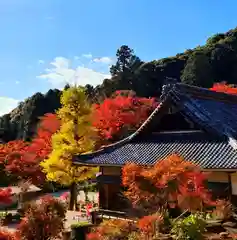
110, 45, 142, 76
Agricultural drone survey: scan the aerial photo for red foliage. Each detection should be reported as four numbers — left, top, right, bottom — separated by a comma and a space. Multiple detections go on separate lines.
3, 113, 60, 184
210, 82, 237, 95
138, 214, 163, 234
92, 91, 158, 142
17, 196, 66, 240
0, 229, 20, 240
86, 232, 101, 240
0, 188, 12, 205
28, 113, 60, 159
122, 154, 213, 212
0, 140, 28, 165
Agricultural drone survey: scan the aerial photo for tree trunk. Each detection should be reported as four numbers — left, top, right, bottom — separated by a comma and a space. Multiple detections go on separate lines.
69, 182, 77, 210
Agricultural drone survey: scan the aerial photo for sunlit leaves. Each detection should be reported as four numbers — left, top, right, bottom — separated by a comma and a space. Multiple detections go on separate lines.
92, 90, 158, 142
41, 86, 98, 186
210, 82, 237, 94
122, 154, 212, 213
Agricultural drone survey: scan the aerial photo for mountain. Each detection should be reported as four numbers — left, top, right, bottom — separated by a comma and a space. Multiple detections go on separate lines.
2, 27, 237, 142
0, 89, 61, 142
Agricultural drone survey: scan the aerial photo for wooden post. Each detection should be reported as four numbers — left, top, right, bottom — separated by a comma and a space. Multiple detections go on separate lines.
105, 184, 109, 209
228, 173, 232, 201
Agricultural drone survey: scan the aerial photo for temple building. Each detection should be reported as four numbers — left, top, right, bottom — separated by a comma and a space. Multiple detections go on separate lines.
74, 83, 237, 211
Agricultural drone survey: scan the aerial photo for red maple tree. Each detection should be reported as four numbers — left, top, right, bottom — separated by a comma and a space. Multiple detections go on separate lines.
17, 196, 66, 240
4, 113, 60, 185
92, 90, 158, 143
122, 154, 213, 213
0, 188, 12, 205
210, 82, 237, 94
27, 113, 60, 159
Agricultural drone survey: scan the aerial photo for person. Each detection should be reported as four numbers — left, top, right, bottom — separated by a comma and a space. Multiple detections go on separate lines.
86, 203, 93, 220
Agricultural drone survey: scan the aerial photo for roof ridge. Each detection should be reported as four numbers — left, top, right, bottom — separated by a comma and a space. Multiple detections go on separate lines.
76, 90, 172, 161
174, 83, 237, 103
74, 83, 237, 163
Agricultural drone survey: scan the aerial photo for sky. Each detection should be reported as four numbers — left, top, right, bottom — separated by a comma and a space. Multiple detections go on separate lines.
1, 0, 237, 115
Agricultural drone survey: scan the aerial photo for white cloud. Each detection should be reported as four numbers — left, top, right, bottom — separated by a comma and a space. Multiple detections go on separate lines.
38, 60, 45, 64
74, 56, 80, 61
38, 56, 110, 89
82, 53, 93, 59
93, 57, 114, 64
0, 97, 19, 116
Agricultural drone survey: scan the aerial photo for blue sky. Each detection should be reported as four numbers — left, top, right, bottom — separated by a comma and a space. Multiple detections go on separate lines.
1, 0, 237, 115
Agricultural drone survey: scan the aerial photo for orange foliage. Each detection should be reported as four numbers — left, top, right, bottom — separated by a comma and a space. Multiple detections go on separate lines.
87, 219, 137, 240
122, 154, 213, 212
138, 214, 163, 235
0, 229, 20, 240
210, 82, 237, 95
0, 140, 28, 164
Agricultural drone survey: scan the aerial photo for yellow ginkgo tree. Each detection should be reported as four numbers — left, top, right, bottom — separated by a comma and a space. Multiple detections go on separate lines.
41, 86, 98, 210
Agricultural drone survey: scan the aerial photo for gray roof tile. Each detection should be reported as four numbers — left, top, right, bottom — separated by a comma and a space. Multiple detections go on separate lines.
77, 131, 237, 169
74, 83, 237, 169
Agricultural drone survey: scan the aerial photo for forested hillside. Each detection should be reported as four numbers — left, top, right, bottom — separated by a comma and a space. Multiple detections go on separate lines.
2, 27, 237, 142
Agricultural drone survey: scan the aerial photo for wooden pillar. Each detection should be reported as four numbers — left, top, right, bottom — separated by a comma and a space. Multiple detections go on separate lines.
105, 184, 109, 209
228, 173, 232, 201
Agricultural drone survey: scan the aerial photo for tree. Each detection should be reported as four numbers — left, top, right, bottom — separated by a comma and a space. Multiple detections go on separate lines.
17, 196, 66, 240
210, 82, 237, 94
92, 90, 158, 143
210, 44, 237, 83
27, 113, 61, 160
0, 141, 27, 185
110, 45, 142, 76
0, 188, 12, 205
4, 114, 60, 185
41, 86, 98, 210
181, 52, 214, 88
122, 154, 213, 214
1, 140, 30, 183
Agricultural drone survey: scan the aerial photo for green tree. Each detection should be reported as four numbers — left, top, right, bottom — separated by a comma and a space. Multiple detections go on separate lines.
110, 45, 142, 76
181, 52, 214, 88
41, 86, 98, 210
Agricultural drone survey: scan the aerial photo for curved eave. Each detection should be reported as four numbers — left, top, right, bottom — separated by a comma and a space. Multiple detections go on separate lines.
73, 83, 237, 165
74, 95, 170, 163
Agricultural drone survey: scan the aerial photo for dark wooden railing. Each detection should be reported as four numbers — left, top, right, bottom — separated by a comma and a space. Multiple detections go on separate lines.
91, 209, 136, 224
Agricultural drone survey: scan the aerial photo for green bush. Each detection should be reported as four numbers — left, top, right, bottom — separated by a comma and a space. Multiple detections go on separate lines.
71, 221, 91, 228
171, 213, 206, 240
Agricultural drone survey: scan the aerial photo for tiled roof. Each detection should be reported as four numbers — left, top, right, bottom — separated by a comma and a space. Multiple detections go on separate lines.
76, 131, 237, 169
74, 83, 237, 168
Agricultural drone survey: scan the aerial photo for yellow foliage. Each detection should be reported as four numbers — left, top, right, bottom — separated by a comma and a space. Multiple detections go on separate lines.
41, 86, 98, 186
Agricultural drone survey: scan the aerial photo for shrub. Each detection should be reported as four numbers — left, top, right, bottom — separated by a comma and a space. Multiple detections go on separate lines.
212, 199, 232, 221
17, 196, 66, 240
0, 229, 20, 240
138, 213, 164, 236
88, 219, 137, 240
171, 213, 206, 240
